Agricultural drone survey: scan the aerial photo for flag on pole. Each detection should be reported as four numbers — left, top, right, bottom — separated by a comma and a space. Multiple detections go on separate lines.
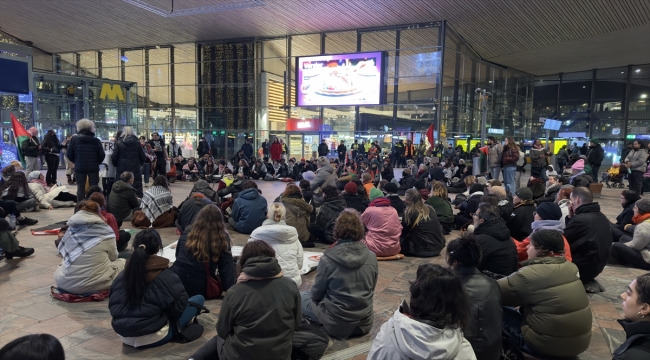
425, 122, 435, 151
10, 113, 30, 166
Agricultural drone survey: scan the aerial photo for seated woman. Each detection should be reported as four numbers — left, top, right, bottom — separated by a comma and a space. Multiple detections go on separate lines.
249, 203, 303, 286
109, 229, 204, 348
176, 193, 213, 234
210, 159, 228, 179
611, 198, 650, 270
188, 179, 218, 203
228, 181, 267, 234
447, 174, 475, 194
139, 176, 176, 228
216, 167, 234, 192
302, 209, 378, 340
426, 182, 454, 234
556, 187, 573, 229
182, 157, 200, 181
171, 204, 236, 297
280, 184, 314, 247
202, 158, 215, 180
383, 182, 404, 217
307, 185, 346, 244
54, 200, 126, 294
108, 172, 141, 223
415, 164, 429, 182
612, 190, 641, 242
447, 234, 502, 360
361, 172, 374, 195
368, 264, 475, 359
89, 192, 131, 252
498, 229, 592, 358
0, 172, 38, 212
283, 158, 299, 180
614, 273, 650, 359
233, 159, 250, 179
488, 185, 513, 222
249, 159, 267, 180
400, 189, 446, 257
454, 183, 485, 230
341, 181, 367, 214
27, 171, 76, 209
361, 190, 402, 257
1, 164, 17, 183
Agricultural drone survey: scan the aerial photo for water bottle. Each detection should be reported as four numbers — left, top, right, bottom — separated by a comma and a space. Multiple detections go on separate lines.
9, 214, 16, 230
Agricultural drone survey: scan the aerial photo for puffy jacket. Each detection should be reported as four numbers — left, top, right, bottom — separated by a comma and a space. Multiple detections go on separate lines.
474, 220, 518, 276
111, 135, 145, 194
587, 143, 605, 167
217, 257, 300, 360
501, 145, 519, 167
386, 194, 405, 216
107, 180, 140, 222
460, 191, 484, 219
280, 195, 313, 242
570, 173, 594, 187
310, 164, 337, 191
626, 148, 649, 172
498, 257, 592, 357
529, 147, 548, 168
314, 196, 347, 244
231, 188, 268, 234
249, 224, 304, 286
400, 205, 446, 256
622, 219, 650, 265
109, 256, 188, 338
455, 266, 502, 360
426, 195, 454, 225
535, 183, 561, 204
361, 198, 402, 257
613, 320, 650, 360
310, 240, 378, 340
175, 196, 212, 233
563, 202, 613, 281
506, 202, 535, 241
429, 166, 445, 181
318, 143, 329, 157
487, 143, 503, 168
21, 136, 40, 157
28, 183, 73, 208
342, 193, 367, 214
368, 301, 477, 360
66, 130, 105, 173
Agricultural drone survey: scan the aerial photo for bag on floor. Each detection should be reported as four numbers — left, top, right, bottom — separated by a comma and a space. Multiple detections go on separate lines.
176, 301, 210, 343
291, 319, 329, 360
131, 210, 151, 228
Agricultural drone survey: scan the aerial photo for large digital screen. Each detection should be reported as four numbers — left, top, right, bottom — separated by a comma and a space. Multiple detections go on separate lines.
296, 51, 386, 106
543, 119, 562, 130
0, 58, 30, 95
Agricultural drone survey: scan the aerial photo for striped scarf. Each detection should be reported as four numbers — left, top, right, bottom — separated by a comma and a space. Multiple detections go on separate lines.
141, 186, 173, 222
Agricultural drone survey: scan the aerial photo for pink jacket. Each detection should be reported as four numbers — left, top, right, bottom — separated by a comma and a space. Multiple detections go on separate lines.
361, 197, 403, 257
644, 163, 650, 178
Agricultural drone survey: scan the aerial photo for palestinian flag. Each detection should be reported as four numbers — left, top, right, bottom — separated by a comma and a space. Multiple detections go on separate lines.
479, 146, 489, 174
10, 113, 30, 166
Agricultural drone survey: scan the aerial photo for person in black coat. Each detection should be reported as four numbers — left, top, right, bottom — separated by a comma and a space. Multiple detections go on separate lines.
66, 119, 106, 202
109, 229, 205, 348
341, 182, 367, 214
111, 127, 146, 197
429, 164, 445, 182
454, 184, 485, 229
176, 194, 213, 234
380, 159, 394, 182
40, 130, 61, 186
171, 205, 236, 298
240, 138, 254, 159
400, 189, 446, 257
384, 182, 404, 216
397, 168, 416, 196
506, 187, 536, 241
318, 139, 329, 158
472, 203, 518, 277
535, 175, 561, 205
587, 139, 605, 179
614, 273, 650, 360
447, 234, 502, 360
612, 190, 640, 242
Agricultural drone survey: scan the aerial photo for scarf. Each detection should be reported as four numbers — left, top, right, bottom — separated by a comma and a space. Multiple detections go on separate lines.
30, 178, 50, 192
569, 171, 585, 184
58, 212, 116, 267
222, 174, 234, 187
514, 200, 535, 208
237, 270, 283, 283
531, 220, 563, 234
632, 212, 650, 224
141, 186, 173, 222
545, 182, 560, 196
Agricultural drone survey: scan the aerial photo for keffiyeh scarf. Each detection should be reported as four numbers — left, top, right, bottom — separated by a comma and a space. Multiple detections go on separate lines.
58, 217, 115, 267
142, 186, 173, 222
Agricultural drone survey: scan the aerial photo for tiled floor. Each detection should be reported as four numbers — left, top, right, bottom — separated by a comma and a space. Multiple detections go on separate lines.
0, 169, 639, 359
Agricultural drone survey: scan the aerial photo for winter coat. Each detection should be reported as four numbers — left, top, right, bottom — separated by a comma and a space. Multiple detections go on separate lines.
626, 148, 649, 172
623, 219, 650, 265
107, 180, 140, 222
231, 188, 268, 234
66, 130, 105, 173
249, 224, 304, 286
426, 195, 454, 225
587, 144, 605, 167
310, 164, 337, 191
41, 136, 61, 155
217, 180, 244, 199
111, 135, 146, 192
473, 220, 518, 276
28, 183, 73, 208
563, 202, 613, 281
386, 194, 405, 216
456, 266, 502, 360
310, 240, 378, 340
54, 211, 126, 294
429, 166, 445, 181
109, 256, 188, 338
270, 142, 283, 161
535, 183, 561, 204
171, 228, 236, 297
487, 143, 503, 168
314, 196, 347, 244
241, 143, 253, 159
176, 196, 212, 233
342, 193, 367, 214
570, 173, 594, 187
189, 180, 218, 203
21, 136, 40, 157
529, 147, 548, 169
280, 195, 313, 242
498, 257, 592, 357
368, 301, 477, 360
498, 200, 514, 223
615, 203, 636, 232
613, 320, 650, 360
506, 202, 535, 241
460, 191, 484, 219
501, 145, 519, 167
400, 205, 446, 256
361, 198, 402, 257
318, 143, 329, 157
397, 174, 415, 195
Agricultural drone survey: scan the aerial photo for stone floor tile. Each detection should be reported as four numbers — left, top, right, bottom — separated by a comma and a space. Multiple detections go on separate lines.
64, 345, 118, 359
601, 327, 626, 354
58, 325, 112, 350
0, 313, 40, 336
77, 331, 135, 356
21, 312, 97, 338
9, 301, 69, 321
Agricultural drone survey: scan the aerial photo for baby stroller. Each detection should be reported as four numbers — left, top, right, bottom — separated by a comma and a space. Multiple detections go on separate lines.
602, 164, 626, 188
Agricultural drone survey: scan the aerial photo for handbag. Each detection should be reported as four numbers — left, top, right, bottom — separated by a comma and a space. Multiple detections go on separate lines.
203, 262, 223, 299
131, 210, 151, 228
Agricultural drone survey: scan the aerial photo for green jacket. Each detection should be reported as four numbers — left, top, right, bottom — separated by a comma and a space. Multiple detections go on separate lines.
425, 196, 454, 225
498, 257, 592, 357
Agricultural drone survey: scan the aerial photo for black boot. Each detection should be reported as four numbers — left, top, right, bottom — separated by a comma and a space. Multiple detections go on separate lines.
5, 246, 35, 259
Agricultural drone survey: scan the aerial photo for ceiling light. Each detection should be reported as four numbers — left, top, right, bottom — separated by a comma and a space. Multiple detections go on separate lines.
641, 94, 647, 99
621, 71, 625, 74
636, 69, 641, 73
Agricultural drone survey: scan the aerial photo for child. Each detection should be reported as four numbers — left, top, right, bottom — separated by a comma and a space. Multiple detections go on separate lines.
0, 218, 34, 259
299, 179, 313, 204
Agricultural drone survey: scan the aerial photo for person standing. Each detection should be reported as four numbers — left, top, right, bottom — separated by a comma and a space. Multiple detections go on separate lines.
486, 136, 503, 181
317, 138, 329, 158
587, 139, 605, 180
403, 139, 415, 166
168, 138, 181, 158
112, 127, 146, 198
261, 138, 270, 159
197, 137, 210, 158
22, 127, 41, 173
148, 132, 167, 178
241, 138, 254, 160
66, 119, 105, 203
501, 137, 520, 194
556, 145, 569, 172
337, 140, 347, 164
530, 138, 549, 182
270, 137, 282, 162
61, 134, 76, 185
350, 139, 359, 160
626, 140, 648, 195
41, 130, 61, 186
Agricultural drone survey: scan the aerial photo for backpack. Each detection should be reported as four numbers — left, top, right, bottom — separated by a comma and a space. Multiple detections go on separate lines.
516, 150, 525, 167
291, 319, 330, 360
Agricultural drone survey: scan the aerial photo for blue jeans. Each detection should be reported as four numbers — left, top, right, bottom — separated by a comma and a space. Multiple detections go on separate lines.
300, 291, 321, 325
503, 166, 516, 194
489, 166, 501, 181
142, 163, 151, 184
142, 294, 205, 348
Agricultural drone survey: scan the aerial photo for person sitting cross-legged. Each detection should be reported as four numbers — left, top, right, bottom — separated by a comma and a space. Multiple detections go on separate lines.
472, 202, 518, 277
307, 185, 346, 244
361, 188, 402, 257
611, 190, 641, 242
108, 171, 141, 223
426, 181, 454, 234
228, 181, 267, 234
610, 198, 650, 270
515, 202, 572, 262
400, 189, 446, 258
506, 187, 535, 241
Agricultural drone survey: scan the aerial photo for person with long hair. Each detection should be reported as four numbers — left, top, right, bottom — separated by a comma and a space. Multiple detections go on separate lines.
426, 181, 454, 234
614, 273, 650, 359
612, 190, 641, 242
529, 138, 549, 182
0, 172, 38, 212
368, 264, 474, 359
111, 126, 146, 197
400, 189, 446, 257
270, 137, 283, 162
610, 199, 650, 270
140, 175, 176, 228
0, 334, 65, 360
172, 204, 236, 297
26, 171, 76, 209
501, 136, 520, 194
41, 129, 61, 186
176, 193, 213, 234
280, 183, 314, 247
54, 200, 126, 294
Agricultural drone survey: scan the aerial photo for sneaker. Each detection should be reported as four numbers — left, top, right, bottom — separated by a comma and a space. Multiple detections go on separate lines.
302, 240, 316, 248
5, 246, 35, 259
17, 217, 38, 226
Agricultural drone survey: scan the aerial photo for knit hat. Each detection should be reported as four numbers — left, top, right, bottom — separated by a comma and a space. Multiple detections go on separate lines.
515, 187, 533, 201
344, 182, 358, 194
636, 199, 650, 214
535, 202, 563, 220
403, 168, 411, 175
531, 229, 565, 253
476, 176, 487, 185
369, 187, 384, 202
384, 182, 398, 193
469, 183, 484, 194
302, 171, 316, 181
27, 171, 41, 182
571, 159, 585, 171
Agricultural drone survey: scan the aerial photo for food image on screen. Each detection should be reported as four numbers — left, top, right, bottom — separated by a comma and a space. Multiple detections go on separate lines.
296, 52, 386, 106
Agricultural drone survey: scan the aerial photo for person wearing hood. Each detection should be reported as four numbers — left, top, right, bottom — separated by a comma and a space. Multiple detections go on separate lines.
308, 185, 347, 244
342, 181, 367, 214
111, 126, 146, 197
447, 234, 502, 360
302, 209, 378, 340
280, 184, 314, 247
506, 187, 535, 241
108, 172, 141, 223
626, 140, 649, 195
187, 179, 218, 203
310, 156, 337, 191
611, 198, 650, 270
473, 203, 517, 276
249, 203, 304, 286
612, 190, 641, 242
54, 200, 126, 294
27, 171, 76, 209
168, 138, 181, 158
586, 139, 605, 179
67, 119, 106, 203
564, 186, 612, 293
109, 229, 204, 348
614, 273, 650, 360
384, 182, 405, 217
397, 168, 415, 196
368, 263, 476, 360
175, 193, 212, 234
361, 189, 402, 257
515, 202, 572, 262
401, 189, 446, 257
535, 174, 561, 204
568, 159, 593, 188
454, 183, 485, 230
228, 181, 267, 234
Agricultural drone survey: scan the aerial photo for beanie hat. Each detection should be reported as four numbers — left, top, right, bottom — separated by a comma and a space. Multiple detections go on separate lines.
571, 159, 585, 171
369, 187, 384, 202
403, 168, 411, 175
344, 182, 358, 194
531, 229, 565, 253
384, 182, 398, 193
302, 171, 316, 182
469, 183, 484, 194
27, 171, 41, 182
515, 187, 533, 201
636, 199, 650, 214
476, 176, 487, 185
535, 202, 563, 220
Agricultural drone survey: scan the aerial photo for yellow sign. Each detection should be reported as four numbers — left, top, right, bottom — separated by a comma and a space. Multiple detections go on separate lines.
99, 83, 125, 101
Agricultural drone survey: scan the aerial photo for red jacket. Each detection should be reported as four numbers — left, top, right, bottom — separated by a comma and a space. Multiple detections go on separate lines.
361, 197, 403, 257
101, 209, 120, 241
270, 142, 282, 161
